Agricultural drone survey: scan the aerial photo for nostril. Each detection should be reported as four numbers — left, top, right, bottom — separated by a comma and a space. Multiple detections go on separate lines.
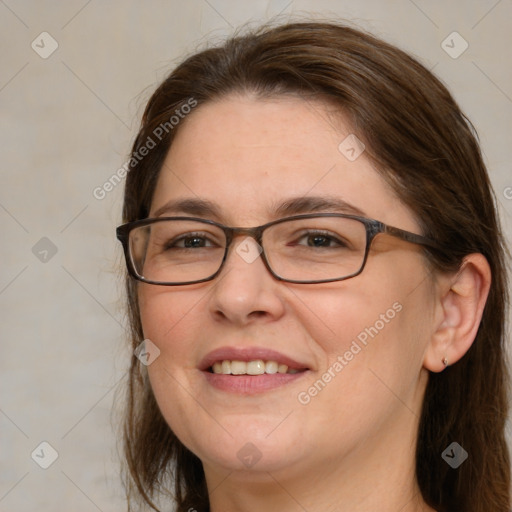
249, 310, 267, 318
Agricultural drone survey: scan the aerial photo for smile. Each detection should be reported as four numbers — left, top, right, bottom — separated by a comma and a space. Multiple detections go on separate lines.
210, 360, 304, 375
200, 347, 311, 393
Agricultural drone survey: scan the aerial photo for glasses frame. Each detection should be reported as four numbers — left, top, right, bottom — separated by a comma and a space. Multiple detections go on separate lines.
116, 213, 443, 286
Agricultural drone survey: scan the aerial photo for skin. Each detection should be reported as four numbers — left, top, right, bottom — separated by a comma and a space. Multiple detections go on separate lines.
138, 95, 490, 512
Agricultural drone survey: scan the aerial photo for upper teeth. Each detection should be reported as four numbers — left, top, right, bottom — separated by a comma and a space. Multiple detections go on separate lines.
211, 360, 300, 375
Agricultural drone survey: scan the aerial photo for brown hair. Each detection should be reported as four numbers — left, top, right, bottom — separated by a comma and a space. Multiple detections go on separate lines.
120, 21, 510, 512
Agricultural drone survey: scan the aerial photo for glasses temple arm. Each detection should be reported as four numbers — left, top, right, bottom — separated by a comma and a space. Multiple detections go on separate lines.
383, 224, 443, 251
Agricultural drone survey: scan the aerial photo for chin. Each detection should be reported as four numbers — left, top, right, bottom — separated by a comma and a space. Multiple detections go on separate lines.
183, 416, 307, 473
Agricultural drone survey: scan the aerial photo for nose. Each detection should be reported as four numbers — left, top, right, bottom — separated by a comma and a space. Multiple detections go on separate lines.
208, 236, 285, 326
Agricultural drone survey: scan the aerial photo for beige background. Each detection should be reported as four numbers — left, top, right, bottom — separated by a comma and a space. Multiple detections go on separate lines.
1, 1, 511, 511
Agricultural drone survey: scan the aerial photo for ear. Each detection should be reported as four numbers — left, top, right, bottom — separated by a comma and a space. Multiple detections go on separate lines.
423, 253, 491, 372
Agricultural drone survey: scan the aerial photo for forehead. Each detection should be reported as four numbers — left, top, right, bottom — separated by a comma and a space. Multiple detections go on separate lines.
150, 95, 416, 231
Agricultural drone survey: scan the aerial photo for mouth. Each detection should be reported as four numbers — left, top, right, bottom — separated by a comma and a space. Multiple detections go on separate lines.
200, 347, 310, 394
209, 360, 306, 375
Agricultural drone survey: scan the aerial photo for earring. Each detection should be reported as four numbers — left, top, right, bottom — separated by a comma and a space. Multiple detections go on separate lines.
442, 357, 449, 367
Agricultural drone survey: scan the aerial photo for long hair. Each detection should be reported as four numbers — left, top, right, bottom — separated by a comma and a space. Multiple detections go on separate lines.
120, 21, 510, 512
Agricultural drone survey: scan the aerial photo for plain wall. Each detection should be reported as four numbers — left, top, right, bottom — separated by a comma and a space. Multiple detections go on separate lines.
1, 1, 511, 510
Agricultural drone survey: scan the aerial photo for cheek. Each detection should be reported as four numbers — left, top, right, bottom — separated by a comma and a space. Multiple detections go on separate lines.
288, 276, 407, 360
295, 261, 434, 395
138, 285, 209, 397
294, 295, 431, 446
138, 286, 209, 448
138, 285, 202, 347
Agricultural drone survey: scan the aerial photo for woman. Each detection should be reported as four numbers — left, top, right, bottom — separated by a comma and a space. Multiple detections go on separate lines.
116, 21, 510, 512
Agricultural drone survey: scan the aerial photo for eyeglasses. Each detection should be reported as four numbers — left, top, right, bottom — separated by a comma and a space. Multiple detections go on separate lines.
116, 213, 442, 286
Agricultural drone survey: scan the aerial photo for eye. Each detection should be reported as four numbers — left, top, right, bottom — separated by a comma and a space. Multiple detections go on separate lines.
165, 232, 218, 249
296, 231, 346, 248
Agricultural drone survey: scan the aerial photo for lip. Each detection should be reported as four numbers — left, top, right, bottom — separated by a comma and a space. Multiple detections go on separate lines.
203, 372, 308, 394
199, 346, 311, 395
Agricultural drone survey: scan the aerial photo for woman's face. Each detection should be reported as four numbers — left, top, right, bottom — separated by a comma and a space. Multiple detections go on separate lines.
139, 95, 435, 482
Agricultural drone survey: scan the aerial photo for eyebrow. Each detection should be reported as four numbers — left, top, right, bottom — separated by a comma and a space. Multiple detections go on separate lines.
273, 196, 366, 217
153, 198, 223, 218
152, 196, 367, 220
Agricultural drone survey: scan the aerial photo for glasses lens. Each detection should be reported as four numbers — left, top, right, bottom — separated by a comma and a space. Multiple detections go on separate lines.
128, 219, 226, 284
264, 216, 367, 282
